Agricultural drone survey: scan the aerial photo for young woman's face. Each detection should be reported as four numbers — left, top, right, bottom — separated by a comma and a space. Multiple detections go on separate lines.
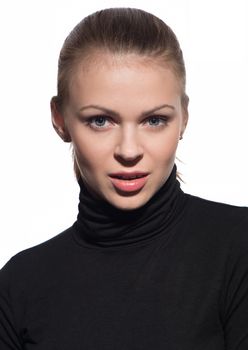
55, 54, 188, 210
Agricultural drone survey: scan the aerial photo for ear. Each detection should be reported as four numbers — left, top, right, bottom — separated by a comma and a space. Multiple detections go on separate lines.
180, 94, 189, 139
50, 97, 71, 142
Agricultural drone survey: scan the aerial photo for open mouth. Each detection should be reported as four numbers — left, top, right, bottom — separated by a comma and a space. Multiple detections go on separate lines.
110, 174, 146, 180
108, 173, 149, 193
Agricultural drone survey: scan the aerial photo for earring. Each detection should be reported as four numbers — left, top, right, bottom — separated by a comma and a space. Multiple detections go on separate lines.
180, 134, 183, 140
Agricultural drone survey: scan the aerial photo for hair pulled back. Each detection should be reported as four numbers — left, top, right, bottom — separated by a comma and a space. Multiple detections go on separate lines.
52, 8, 188, 179
55, 7, 188, 111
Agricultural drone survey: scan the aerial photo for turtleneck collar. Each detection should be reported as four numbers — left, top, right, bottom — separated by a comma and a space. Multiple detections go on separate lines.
73, 165, 186, 249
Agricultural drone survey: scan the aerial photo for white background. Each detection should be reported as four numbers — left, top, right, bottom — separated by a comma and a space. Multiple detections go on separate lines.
0, 0, 247, 267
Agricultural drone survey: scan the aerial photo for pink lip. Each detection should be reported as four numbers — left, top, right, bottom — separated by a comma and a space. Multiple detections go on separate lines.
109, 172, 149, 193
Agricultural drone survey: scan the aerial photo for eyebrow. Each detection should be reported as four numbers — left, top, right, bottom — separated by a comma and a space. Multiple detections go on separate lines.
79, 103, 175, 117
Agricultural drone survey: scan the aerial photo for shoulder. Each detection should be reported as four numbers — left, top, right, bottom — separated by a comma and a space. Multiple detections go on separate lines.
184, 193, 248, 249
0, 226, 75, 284
185, 193, 248, 226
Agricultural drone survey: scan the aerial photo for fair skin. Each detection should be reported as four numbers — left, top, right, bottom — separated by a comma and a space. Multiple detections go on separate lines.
51, 53, 188, 210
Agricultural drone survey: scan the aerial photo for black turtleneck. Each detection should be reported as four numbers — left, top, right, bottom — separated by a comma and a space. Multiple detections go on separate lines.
0, 165, 248, 350
73, 165, 186, 248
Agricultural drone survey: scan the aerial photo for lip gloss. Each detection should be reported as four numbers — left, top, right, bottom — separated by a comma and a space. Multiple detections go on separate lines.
109, 175, 148, 192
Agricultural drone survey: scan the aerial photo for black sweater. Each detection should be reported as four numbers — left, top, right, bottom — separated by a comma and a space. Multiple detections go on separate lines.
1, 166, 248, 349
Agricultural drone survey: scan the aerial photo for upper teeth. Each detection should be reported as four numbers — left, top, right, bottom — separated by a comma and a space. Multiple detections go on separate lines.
116, 174, 144, 180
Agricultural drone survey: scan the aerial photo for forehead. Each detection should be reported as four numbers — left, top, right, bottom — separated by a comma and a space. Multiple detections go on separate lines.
67, 52, 182, 110
72, 50, 180, 83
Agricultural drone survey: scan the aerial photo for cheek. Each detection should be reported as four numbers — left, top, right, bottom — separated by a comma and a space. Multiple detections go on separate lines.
148, 132, 179, 163
72, 136, 110, 173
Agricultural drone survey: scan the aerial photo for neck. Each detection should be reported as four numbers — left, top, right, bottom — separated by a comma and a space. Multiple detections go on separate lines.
73, 165, 186, 248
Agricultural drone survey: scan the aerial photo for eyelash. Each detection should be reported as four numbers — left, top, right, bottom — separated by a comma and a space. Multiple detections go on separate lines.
85, 114, 170, 130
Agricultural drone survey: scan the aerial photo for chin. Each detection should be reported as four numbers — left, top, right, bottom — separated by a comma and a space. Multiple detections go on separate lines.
107, 192, 151, 211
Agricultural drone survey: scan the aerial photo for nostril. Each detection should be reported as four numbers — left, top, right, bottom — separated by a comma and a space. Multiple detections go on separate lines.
114, 153, 143, 167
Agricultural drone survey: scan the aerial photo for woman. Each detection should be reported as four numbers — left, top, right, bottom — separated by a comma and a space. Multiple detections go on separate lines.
0, 7, 248, 350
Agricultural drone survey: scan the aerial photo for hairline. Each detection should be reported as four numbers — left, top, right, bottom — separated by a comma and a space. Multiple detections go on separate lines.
59, 48, 186, 111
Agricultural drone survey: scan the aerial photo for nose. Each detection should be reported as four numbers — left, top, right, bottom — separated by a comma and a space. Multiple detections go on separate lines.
114, 126, 143, 162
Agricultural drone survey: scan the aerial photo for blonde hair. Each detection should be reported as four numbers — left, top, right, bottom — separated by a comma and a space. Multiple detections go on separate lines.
53, 8, 188, 179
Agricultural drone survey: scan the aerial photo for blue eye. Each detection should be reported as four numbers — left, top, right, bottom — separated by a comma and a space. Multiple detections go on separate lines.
146, 115, 168, 127
87, 115, 111, 129
148, 117, 161, 126
92, 116, 107, 126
